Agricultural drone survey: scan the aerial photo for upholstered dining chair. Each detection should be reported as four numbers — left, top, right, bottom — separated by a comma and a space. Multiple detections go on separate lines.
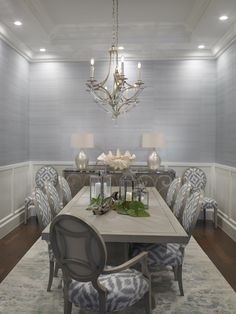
58, 176, 72, 207
172, 182, 192, 222
44, 181, 63, 217
182, 167, 218, 228
24, 166, 58, 224
132, 191, 201, 296
49, 214, 152, 314
165, 177, 182, 209
33, 187, 57, 292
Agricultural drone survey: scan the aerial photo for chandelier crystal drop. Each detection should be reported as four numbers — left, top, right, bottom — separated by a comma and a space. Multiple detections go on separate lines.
86, 0, 144, 120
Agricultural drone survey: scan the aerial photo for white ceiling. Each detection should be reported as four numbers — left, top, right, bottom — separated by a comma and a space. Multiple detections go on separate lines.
0, 0, 236, 61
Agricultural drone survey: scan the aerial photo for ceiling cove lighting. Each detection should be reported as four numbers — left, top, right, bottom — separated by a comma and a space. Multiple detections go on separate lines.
198, 45, 205, 49
14, 21, 22, 26
219, 15, 228, 21
86, 0, 144, 120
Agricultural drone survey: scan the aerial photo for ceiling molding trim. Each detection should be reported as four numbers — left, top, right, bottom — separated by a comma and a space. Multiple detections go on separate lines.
185, 0, 213, 32
30, 55, 216, 63
0, 31, 31, 62
22, 0, 55, 36
213, 22, 236, 59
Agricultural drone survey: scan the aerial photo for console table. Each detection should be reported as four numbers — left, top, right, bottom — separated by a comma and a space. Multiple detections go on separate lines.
63, 166, 175, 199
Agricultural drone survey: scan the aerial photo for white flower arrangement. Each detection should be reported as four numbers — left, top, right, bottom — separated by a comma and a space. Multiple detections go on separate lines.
97, 149, 136, 170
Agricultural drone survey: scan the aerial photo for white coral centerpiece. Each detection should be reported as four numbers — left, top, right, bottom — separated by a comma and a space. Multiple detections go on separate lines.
97, 149, 136, 170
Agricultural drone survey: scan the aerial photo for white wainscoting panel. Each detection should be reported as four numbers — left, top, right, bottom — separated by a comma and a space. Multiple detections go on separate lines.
215, 164, 236, 241
0, 162, 30, 239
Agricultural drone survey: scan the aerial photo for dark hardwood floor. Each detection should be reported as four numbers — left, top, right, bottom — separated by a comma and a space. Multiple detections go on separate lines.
0, 218, 236, 292
0, 217, 41, 283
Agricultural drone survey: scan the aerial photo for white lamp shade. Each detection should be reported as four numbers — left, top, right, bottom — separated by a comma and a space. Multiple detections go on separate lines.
70, 133, 94, 148
142, 133, 166, 148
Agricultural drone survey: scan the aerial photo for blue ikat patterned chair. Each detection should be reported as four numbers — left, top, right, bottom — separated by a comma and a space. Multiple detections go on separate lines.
33, 187, 57, 292
165, 177, 182, 209
24, 166, 58, 224
50, 214, 152, 314
172, 182, 192, 222
183, 167, 218, 228
58, 176, 72, 207
44, 181, 63, 218
132, 191, 201, 296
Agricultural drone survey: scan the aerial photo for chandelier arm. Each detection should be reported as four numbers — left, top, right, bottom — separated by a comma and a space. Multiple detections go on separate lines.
91, 86, 113, 103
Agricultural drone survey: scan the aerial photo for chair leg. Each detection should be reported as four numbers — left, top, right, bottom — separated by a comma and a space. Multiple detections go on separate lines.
177, 264, 184, 296
47, 260, 54, 291
144, 291, 152, 314
172, 265, 177, 281
64, 298, 72, 314
54, 263, 59, 277
99, 293, 106, 314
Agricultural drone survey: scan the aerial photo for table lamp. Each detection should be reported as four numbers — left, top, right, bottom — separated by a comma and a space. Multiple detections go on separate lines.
141, 133, 166, 170
70, 133, 94, 170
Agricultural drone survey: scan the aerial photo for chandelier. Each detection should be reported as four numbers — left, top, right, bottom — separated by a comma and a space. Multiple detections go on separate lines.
86, 0, 144, 120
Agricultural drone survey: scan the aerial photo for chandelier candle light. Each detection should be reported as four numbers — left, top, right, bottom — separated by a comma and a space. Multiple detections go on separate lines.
86, 0, 144, 119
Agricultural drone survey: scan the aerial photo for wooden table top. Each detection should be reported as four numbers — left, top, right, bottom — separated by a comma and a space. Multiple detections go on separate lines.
42, 186, 188, 244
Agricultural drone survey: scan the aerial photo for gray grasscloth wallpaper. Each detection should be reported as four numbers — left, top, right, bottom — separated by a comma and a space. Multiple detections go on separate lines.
216, 41, 236, 167
0, 39, 29, 166
29, 60, 216, 163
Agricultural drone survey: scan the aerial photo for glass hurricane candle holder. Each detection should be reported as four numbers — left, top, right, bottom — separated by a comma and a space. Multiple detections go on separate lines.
90, 172, 111, 201
119, 170, 136, 201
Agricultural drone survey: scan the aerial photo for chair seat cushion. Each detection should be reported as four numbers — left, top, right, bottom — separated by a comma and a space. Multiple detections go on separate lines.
201, 197, 218, 210
68, 268, 149, 312
132, 243, 184, 270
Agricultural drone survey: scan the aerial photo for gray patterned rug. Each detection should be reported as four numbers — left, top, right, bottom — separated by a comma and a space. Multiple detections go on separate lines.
0, 237, 236, 314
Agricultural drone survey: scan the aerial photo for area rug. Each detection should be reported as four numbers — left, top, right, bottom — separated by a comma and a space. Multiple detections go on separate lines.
0, 237, 236, 314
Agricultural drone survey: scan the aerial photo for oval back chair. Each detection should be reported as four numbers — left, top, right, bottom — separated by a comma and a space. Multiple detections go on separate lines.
165, 177, 182, 209
58, 176, 72, 207
50, 214, 152, 314
172, 182, 192, 222
35, 165, 58, 189
44, 181, 62, 217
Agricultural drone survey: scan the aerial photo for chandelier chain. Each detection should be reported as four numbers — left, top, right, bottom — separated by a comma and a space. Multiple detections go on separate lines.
112, 0, 118, 48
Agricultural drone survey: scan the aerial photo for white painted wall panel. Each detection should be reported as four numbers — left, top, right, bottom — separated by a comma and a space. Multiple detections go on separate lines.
0, 169, 12, 220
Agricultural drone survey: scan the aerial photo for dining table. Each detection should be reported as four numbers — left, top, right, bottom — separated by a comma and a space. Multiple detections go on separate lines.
42, 186, 188, 264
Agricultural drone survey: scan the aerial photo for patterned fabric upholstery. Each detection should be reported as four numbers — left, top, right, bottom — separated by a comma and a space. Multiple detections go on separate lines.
183, 167, 207, 192
172, 182, 192, 221
132, 243, 183, 270
33, 188, 52, 228
58, 176, 72, 206
35, 166, 58, 189
44, 181, 62, 217
68, 268, 149, 312
166, 177, 181, 208
182, 191, 201, 234
201, 197, 218, 210
132, 191, 201, 272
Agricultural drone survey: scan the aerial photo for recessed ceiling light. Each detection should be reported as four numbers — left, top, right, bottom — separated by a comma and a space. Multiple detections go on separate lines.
118, 46, 124, 50
14, 21, 22, 26
219, 15, 228, 21
198, 45, 205, 49
39, 48, 46, 52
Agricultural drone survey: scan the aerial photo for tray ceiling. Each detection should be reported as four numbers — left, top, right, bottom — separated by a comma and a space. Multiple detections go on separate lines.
0, 0, 236, 61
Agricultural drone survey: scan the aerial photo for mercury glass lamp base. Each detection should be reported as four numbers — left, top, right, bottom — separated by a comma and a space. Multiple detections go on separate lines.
75, 150, 88, 170
148, 149, 161, 171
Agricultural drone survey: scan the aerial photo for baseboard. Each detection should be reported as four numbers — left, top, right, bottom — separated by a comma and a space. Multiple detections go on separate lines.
217, 210, 236, 242
0, 207, 25, 239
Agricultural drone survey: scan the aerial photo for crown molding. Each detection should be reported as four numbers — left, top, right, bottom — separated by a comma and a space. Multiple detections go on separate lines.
185, 0, 212, 32
213, 22, 236, 58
